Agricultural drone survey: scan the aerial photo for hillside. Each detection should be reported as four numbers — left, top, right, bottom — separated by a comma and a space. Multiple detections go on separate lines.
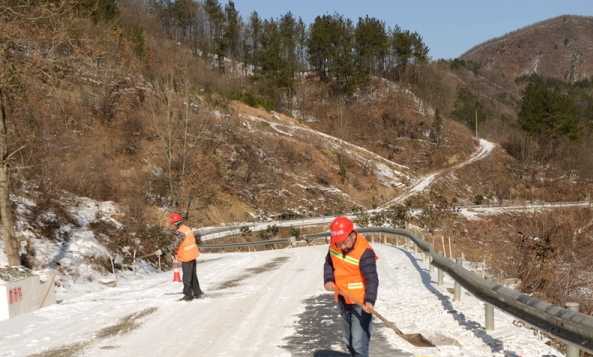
450, 15, 593, 184
460, 15, 593, 82
0, 2, 483, 230
1, 2, 591, 249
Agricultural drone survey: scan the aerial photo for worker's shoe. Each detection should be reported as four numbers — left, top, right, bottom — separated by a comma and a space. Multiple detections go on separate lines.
178, 296, 193, 302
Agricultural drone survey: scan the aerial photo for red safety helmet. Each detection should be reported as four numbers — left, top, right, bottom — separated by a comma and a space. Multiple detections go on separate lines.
170, 213, 182, 225
330, 216, 354, 243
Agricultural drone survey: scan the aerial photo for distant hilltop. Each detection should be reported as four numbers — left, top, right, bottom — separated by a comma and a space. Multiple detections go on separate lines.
460, 15, 593, 82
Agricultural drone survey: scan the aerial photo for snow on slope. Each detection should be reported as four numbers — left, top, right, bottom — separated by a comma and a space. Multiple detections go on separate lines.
0, 194, 157, 293
0, 243, 561, 357
240, 113, 412, 190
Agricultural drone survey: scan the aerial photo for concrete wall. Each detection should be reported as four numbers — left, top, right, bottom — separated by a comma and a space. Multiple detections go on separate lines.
0, 269, 56, 321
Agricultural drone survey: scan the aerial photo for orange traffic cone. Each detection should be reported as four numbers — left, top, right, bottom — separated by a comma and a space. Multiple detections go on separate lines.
172, 262, 182, 282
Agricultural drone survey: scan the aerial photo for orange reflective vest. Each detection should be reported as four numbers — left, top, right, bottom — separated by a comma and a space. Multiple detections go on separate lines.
329, 233, 378, 304
174, 225, 200, 262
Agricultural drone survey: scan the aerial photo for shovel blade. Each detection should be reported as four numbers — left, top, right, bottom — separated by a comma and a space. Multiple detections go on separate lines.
399, 333, 436, 348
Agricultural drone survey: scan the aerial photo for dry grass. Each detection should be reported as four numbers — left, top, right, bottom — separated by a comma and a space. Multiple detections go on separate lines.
428, 207, 593, 314
95, 307, 158, 338
215, 257, 290, 290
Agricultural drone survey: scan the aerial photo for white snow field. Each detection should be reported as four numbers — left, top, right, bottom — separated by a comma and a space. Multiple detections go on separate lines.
0, 243, 562, 357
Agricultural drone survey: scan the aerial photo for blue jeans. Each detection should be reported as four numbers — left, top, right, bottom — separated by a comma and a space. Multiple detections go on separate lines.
340, 305, 373, 357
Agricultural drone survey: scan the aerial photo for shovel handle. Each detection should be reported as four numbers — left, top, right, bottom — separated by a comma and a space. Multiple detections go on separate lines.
137, 249, 162, 259
333, 288, 404, 335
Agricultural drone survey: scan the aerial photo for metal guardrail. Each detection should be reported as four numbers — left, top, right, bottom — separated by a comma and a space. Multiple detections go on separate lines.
200, 237, 296, 250
197, 201, 592, 241
197, 215, 356, 241
304, 226, 593, 353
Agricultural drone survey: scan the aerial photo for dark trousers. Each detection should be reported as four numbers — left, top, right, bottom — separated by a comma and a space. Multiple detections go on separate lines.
181, 260, 203, 298
341, 305, 373, 357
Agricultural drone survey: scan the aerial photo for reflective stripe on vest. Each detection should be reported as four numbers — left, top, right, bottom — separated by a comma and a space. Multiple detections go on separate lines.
329, 248, 360, 265
179, 227, 197, 250
347, 282, 363, 289
184, 243, 197, 251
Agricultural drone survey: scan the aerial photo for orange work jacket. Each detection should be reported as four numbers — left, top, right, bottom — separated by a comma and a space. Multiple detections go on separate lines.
174, 225, 200, 262
329, 233, 378, 304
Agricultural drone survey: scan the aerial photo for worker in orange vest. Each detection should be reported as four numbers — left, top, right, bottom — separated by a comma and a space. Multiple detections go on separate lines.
169, 213, 203, 301
324, 216, 379, 357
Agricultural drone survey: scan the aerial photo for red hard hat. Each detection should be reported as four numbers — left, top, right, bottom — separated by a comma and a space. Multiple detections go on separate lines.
170, 213, 182, 225
330, 217, 354, 243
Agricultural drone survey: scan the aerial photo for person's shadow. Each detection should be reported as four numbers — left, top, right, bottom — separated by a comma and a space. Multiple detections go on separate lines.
386, 243, 506, 354
282, 294, 411, 356
48, 227, 76, 268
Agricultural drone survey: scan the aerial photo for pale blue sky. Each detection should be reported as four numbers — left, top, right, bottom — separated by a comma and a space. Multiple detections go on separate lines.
231, 0, 593, 60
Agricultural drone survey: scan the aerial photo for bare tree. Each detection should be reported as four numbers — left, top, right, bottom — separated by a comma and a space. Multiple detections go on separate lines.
143, 73, 177, 202
177, 68, 210, 218
142, 67, 211, 216
0, 88, 20, 266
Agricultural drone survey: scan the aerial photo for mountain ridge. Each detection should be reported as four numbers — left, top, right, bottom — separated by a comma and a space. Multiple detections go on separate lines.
460, 14, 593, 81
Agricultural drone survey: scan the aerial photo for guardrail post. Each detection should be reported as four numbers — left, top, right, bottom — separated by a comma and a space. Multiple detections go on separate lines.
396, 235, 399, 247
421, 236, 426, 262
485, 274, 494, 330
406, 238, 410, 251
437, 251, 444, 285
454, 258, 462, 301
429, 255, 434, 273
414, 240, 419, 255
565, 302, 580, 357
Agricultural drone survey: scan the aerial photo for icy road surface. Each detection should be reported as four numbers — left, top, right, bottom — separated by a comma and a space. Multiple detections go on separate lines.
0, 243, 561, 357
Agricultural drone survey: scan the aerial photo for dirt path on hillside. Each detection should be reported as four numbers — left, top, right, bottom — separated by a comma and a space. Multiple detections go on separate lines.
381, 139, 496, 207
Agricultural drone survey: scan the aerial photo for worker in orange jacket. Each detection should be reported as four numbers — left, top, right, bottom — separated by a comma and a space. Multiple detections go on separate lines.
324, 216, 379, 357
170, 213, 203, 301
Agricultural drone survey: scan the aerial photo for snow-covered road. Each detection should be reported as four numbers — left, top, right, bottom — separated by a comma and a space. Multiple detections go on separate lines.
0, 243, 561, 357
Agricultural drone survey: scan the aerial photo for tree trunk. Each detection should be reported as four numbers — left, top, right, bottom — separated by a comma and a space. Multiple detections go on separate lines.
0, 90, 20, 266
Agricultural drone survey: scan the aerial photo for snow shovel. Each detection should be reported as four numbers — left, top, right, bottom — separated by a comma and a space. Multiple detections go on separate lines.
333, 288, 435, 348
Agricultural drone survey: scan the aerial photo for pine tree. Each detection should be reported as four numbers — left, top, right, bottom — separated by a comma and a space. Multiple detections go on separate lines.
224, 1, 241, 59
242, 11, 262, 74
354, 16, 387, 83
306, 14, 355, 96
433, 108, 443, 148
518, 78, 582, 140
204, 0, 227, 69
388, 26, 429, 82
